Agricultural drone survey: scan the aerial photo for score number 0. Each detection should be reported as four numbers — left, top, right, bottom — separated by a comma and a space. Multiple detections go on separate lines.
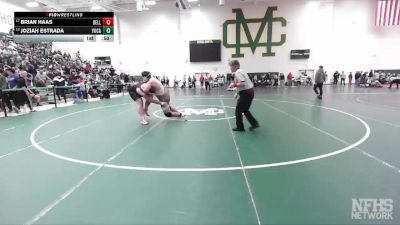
103, 17, 114, 26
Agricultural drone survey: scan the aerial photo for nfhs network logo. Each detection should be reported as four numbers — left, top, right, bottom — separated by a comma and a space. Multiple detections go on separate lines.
351, 198, 394, 220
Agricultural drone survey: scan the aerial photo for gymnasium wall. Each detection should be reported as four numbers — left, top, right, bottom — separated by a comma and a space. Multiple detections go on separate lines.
54, 0, 400, 80
0, 2, 25, 34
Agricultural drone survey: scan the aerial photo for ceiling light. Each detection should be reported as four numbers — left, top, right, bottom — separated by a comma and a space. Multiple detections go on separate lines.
145, 1, 156, 6
26, 1, 39, 7
137, 1, 144, 11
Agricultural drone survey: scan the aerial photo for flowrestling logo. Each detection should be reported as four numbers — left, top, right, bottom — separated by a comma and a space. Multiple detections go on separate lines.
351, 198, 394, 220
178, 108, 224, 116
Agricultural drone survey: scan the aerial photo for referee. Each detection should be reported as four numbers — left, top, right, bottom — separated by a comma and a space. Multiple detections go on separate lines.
228, 60, 259, 132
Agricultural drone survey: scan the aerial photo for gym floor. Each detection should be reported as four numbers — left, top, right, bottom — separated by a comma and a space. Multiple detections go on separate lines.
0, 86, 399, 225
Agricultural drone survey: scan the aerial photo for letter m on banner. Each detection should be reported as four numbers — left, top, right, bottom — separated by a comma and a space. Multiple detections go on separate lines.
223, 7, 287, 58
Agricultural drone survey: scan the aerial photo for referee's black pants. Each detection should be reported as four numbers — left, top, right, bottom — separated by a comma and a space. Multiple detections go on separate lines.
236, 88, 258, 130
314, 83, 323, 96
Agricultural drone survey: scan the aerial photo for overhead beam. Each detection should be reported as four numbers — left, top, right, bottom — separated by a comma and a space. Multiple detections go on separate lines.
36, 0, 67, 11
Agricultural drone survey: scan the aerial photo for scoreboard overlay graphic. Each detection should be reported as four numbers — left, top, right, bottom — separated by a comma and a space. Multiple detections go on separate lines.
14, 12, 114, 42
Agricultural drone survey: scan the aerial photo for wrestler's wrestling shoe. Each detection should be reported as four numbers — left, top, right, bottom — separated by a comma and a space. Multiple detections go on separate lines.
140, 119, 149, 125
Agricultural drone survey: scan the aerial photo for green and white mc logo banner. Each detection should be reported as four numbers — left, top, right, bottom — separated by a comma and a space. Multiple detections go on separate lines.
223, 7, 287, 58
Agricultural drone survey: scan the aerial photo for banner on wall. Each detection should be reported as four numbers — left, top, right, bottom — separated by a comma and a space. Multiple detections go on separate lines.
0, 2, 26, 34
0, 10, 14, 34
223, 7, 287, 58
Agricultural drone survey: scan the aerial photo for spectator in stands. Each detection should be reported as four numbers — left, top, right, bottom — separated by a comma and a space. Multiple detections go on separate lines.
22, 66, 35, 87
15, 69, 35, 112
20, 69, 41, 106
88, 86, 99, 98
74, 86, 85, 104
0, 34, 123, 112
35, 67, 52, 87
115, 78, 122, 93
68, 70, 79, 85
78, 72, 85, 84
5, 66, 19, 89
53, 72, 67, 103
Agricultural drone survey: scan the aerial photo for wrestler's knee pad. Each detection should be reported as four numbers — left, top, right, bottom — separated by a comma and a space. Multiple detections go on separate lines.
164, 112, 172, 117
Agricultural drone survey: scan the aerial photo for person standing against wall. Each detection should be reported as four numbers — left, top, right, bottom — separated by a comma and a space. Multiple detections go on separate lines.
333, 71, 339, 85
188, 76, 192, 88
227, 60, 259, 132
200, 74, 205, 88
314, 66, 326, 99
287, 72, 293, 86
205, 74, 211, 91
355, 71, 361, 86
273, 73, 279, 87
192, 75, 196, 88
340, 71, 346, 85
348, 72, 353, 85
279, 73, 285, 86
166, 76, 170, 87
